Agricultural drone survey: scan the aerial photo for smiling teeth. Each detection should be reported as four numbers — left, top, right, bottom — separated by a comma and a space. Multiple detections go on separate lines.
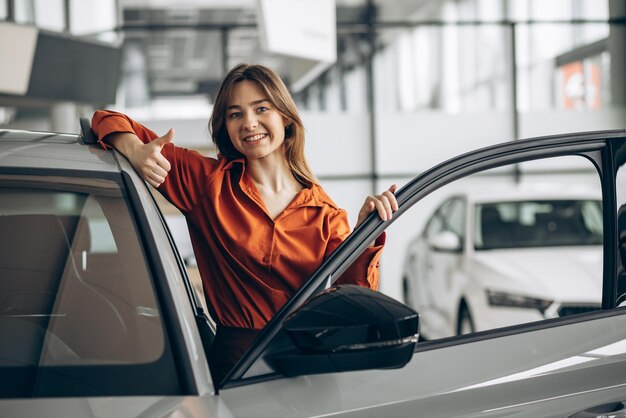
244, 134, 266, 142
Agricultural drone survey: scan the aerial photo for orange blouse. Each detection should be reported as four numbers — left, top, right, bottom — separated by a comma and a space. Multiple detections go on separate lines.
92, 110, 385, 329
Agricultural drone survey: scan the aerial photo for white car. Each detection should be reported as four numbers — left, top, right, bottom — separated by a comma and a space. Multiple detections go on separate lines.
402, 187, 604, 340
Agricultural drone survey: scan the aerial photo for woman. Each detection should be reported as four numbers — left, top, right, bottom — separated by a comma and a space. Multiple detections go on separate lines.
92, 63, 397, 383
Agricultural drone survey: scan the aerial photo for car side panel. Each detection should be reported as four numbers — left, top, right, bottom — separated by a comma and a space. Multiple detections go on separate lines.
221, 312, 626, 417
0, 396, 235, 418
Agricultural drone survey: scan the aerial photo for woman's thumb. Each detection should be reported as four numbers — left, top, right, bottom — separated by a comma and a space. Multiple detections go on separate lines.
156, 128, 175, 146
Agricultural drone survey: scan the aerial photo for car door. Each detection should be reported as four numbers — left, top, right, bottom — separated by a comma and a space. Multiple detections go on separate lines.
212, 130, 626, 417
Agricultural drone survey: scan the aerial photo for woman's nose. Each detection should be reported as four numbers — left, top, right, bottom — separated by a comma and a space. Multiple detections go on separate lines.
243, 112, 258, 130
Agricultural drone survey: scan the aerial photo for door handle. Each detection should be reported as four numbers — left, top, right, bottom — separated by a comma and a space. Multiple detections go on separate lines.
569, 402, 626, 418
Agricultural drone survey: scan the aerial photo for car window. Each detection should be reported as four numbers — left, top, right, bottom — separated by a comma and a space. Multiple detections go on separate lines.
424, 205, 445, 238
0, 175, 184, 397
383, 154, 602, 341
475, 200, 603, 250
444, 198, 465, 240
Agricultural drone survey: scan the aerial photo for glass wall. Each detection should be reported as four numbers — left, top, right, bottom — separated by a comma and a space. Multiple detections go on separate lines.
6, 0, 118, 42
14, 0, 65, 31
292, 0, 624, 299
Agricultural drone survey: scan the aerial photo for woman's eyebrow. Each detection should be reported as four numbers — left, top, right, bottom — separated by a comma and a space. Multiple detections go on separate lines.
228, 99, 269, 110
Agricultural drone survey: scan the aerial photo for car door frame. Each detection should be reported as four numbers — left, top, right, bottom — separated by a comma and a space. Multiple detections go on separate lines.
116, 156, 215, 395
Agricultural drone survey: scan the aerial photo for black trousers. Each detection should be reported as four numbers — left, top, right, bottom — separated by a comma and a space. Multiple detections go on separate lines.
208, 325, 261, 385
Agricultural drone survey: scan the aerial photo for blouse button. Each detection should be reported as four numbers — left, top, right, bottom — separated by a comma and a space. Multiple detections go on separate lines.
262, 256, 269, 262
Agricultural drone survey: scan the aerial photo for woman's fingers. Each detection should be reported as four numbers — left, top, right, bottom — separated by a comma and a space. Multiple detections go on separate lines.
382, 188, 398, 211
373, 184, 398, 220
136, 147, 171, 186
356, 184, 399, 226
127, 129, 174, 185
372, 195, 391, 221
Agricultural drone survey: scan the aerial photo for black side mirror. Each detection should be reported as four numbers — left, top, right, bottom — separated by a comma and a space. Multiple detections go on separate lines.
266, 285, 419, 377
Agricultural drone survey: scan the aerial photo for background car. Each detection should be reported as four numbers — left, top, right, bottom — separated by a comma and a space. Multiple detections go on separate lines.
3, 126, 626, 417
401, 187, 604, 340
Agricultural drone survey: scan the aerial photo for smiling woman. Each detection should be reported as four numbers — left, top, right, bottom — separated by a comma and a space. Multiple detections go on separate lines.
91, 63, 398, 384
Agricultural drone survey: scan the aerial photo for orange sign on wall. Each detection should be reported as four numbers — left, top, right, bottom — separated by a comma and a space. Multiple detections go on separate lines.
561, 60, 601, 110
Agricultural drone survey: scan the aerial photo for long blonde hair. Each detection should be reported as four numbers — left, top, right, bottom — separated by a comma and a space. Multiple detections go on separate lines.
209, 63, 317, 187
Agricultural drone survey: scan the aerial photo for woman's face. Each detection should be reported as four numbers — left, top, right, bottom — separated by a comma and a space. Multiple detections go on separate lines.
225, 80, 288, 162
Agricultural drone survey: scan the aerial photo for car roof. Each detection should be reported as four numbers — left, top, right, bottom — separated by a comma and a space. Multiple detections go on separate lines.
0, 129, 120, 173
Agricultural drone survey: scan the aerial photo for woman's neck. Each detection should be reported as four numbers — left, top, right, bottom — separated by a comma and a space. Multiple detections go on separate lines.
246, 154, 301, 193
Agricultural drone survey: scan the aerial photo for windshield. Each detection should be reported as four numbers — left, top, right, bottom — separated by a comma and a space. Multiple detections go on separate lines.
474, 199, 603, 250
0, 175, 183, 397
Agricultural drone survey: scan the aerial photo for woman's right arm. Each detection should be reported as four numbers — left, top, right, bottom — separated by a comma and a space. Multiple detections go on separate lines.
105, 130, 174, 189
92, 110, 216, 213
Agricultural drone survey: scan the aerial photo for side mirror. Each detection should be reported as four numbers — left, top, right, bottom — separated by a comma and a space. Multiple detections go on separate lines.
266, 285, 419, 377
428, 230, 462, 252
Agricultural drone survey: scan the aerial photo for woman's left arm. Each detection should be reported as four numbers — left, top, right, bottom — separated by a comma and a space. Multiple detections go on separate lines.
326, 184, 398, 290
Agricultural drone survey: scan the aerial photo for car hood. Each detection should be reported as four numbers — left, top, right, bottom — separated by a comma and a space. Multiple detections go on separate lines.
472, 246, 603, 302
0, 395, 230, 418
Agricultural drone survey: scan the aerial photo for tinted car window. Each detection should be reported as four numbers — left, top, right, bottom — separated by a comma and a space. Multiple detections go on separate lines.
0, 175, 183, 397
475, 200, 603, 250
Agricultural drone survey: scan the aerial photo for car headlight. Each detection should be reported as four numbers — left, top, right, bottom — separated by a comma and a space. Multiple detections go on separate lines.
486, 290, 553, 314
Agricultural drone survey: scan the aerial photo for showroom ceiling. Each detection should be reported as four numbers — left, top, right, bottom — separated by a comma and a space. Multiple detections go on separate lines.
117, 0, 430, 100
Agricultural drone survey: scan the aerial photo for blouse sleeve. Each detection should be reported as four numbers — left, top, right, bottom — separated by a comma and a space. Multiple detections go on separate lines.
91, 110, 219, 214
324, 208, 386, 290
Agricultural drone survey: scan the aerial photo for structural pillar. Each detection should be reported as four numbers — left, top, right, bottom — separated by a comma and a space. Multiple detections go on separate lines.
50, 102, 78, 133
609, 0, 626, 107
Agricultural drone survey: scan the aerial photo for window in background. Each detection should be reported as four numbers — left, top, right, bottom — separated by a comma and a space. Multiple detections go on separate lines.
345, 65, 368, 113
13, 0, 34, 25
70, 0, 118, 42
514, 0, 609, 112
34, 0, 65, 32
0, 0, 7, 20
385, 0, 512, 113
14, 0, 65, 31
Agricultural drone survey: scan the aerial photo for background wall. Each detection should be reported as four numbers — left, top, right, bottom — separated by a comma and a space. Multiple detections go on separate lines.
2, 0, 625, 303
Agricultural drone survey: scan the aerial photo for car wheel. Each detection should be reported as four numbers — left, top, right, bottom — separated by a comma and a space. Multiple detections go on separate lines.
457, 303, 475, 335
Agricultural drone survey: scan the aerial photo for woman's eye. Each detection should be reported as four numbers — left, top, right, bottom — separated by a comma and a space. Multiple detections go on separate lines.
257, 106, 269, 113
229, 112, 242, 119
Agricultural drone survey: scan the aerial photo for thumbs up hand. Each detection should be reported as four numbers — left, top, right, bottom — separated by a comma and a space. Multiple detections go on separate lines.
116, 129, 174, 188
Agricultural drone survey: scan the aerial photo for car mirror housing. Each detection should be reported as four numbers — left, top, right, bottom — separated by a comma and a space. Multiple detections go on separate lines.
429, 231, 462, 252
265, 285, 419, 377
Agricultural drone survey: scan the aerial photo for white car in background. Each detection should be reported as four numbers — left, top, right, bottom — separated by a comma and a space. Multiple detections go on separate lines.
402, 188, 604, 340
